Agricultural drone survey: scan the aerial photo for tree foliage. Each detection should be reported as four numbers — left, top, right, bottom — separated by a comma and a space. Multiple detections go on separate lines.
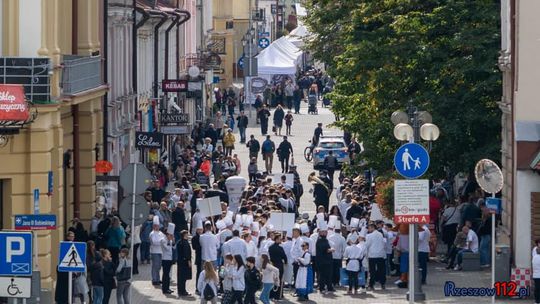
303, 0, 501, 176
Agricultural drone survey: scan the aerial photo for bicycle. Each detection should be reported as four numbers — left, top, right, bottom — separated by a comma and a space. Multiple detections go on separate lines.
304, 140, 314, 162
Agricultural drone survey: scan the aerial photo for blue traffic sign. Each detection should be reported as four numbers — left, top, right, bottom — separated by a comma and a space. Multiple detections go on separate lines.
394, 143, 430, 179
58, 242, 86, 272
258, 37, 270, 49
486, 197, 502, 214
238, 56, 245, 70
0, 232, 33, 276
15, 214, 57, 231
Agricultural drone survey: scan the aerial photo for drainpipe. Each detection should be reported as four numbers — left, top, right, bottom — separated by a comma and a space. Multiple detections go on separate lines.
150, 11, 168, 100
72, 105, 80, 219
133, 5, 150, 126
103, 0, 109, 162
175, 9, 191, 110
165, 12, 180, 80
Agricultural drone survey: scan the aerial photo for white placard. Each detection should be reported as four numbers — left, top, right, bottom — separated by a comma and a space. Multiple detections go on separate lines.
225, 176, 247, 212
394, 179, 430, 224
268, 212, 296, 236
198, 196, 222, 218
272, 174, 294, 188
0, 277, 31, 298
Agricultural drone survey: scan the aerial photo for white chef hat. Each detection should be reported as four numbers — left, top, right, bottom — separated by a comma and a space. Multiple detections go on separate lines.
195, 221, 203, 230
235, 214, 243, 226
251, 222, 260, 232
318, 220, 328, 231
300, 223, 309, 234
167, 223, 175, 235
359, 227, 368, 238
153, 215, 160, 226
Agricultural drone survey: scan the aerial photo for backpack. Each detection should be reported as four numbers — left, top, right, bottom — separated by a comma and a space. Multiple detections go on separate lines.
262, 140, 273, 153
203, 282, 215, 300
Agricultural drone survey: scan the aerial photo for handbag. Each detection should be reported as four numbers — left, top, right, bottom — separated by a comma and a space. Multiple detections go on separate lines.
117, 261, 132, 282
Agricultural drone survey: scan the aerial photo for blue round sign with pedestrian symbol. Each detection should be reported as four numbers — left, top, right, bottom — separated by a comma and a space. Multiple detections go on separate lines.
394, 143, 430, 179
258, 38, 270, 49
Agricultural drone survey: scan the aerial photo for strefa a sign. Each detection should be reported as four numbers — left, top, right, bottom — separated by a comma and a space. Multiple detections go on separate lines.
394, 179, 430, 224
0, 85, 30, 121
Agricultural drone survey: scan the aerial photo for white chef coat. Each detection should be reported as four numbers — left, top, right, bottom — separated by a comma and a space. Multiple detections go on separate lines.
365, 230, 387, 258
344, 243, 366, 272
246, 240, 258, 258
223, 237, 248, 261
291, 237, 304, 261
328, 232, 346, 259
310, 233, 319, 256
162, 238, 175, 261
385, 230, 396, 254
149, 230, 165, 254
200, 231, 220, 261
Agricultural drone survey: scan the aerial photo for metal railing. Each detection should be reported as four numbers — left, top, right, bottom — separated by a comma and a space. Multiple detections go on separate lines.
61, 55, 102, 95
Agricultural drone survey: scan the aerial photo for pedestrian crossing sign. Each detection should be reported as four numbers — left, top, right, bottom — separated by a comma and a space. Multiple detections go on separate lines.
58, 242, 86, 272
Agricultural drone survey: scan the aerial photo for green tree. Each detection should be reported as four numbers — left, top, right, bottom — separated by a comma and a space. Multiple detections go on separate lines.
304, 0, 501, 176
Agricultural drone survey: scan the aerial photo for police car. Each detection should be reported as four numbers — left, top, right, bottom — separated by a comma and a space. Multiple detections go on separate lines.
313, 135, 350, 169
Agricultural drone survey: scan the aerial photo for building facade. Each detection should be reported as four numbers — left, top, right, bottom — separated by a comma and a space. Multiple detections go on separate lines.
0, 0, 106, 298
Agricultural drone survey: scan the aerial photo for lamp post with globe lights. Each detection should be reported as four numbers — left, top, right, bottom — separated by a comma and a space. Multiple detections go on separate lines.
391, 102, 440, 303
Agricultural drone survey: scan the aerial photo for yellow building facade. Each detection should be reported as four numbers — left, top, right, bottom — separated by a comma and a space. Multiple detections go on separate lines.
0, 0, 106, 297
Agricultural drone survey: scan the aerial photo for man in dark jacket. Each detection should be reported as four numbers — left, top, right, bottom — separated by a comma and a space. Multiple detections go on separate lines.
323, 150, 338, 182
191, 225, 203, 293
172, 202, 188, 239
177, 230, 193, 296
316, 228, 335, 293
277, 136, 294, 173
244, 257, 260, 304
258, 105, 271, 135
237, 111, 249, 143
205, 123, 219, 147
269, 234, 288, 300
246, 135, 260, 160
313, 171, 332, 212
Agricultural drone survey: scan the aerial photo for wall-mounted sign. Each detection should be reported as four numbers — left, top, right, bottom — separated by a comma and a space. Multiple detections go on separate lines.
0, 85, 30, 121
161, 125, 190, 135
162, 80, 188, 92
135, 132, 163, 149
203, 52, 222, 69
160, 113, 189, 124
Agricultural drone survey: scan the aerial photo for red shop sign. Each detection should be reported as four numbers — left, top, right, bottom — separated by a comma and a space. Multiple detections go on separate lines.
0, 84, 30, 121
162, 80, 188, 92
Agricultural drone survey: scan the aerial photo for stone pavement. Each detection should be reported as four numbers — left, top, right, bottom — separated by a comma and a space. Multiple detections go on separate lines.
125, 103, 529, 303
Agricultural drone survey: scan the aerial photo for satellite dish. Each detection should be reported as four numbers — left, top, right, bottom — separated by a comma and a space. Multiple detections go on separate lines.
391, 111, 409, 125
393, 123, 414, 141
188, 66, 200, 78
474, 159, 503, 194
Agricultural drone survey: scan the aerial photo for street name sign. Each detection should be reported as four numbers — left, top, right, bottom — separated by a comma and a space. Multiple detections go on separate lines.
394, 179, 430, 224
15, 214, 57, 230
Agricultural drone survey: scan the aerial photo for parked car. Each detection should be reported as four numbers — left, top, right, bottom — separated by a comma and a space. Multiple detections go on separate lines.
312, 135, 350, 169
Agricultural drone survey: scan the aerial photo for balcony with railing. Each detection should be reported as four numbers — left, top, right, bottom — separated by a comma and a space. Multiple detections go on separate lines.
61, 55, 102, 95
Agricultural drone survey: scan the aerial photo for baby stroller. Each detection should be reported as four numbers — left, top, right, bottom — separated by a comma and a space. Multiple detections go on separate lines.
308, 93, 318, 114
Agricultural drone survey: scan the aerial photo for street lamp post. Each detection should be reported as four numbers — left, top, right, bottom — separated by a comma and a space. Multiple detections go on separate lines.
392, 103, 440, 303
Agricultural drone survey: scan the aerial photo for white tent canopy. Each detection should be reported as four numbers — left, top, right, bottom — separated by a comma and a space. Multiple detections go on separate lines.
286, 23, 310, 47
256, 36, 303, 75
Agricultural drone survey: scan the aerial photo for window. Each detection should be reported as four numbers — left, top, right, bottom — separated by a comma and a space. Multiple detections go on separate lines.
320, 142, 345, 149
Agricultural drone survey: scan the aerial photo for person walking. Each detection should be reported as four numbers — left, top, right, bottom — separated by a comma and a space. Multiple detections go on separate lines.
244, 257, 260, 304
198, 261, 219, 304
276, 136, 293, 174
418, 224, 431, 284
237, 111, 249, 143
116, 248, 131, 304
285, 81, 295, 110
328, 226, 346, 287
293, 85, 302, 114
316, 225, 335, 293
104, 216, 126, 266
365, 223, 387, 290
101, 249, 116, 304
161, 230, 175, 294
269, 234, 287, 300
230, 255, 246, 304
223, 129, 236, 157
89, 248, 104, 304
295, 242, 313, 301
261, 135, 275, 174
177, 230, 193, 296
246, 135, 260, 161
284, 111, 294, 136
258, 105, 271, 135
323, 150, 338, 182
344, 235, 366, 294
149, 220, 165, 286
260, 254, 279, 304
214, 112, 225, 143
273, 105, 285, 135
